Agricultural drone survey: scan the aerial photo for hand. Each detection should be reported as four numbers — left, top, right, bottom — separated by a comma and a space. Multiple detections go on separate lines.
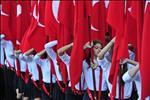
83, 41, 93, 50
120, 58, 128, 65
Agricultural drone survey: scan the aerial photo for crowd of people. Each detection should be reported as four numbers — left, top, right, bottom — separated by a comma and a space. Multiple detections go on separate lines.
1, 33, 147, 100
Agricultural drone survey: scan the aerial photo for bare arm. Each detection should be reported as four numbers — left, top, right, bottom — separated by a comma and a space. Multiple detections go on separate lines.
122, 58, 139, 78
24, 48, 34, 56
57, 42, 73, 56
98, 37, 115, 60
36, 49, 46, 57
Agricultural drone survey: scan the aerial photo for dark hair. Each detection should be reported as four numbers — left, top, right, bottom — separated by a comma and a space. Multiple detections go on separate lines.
85, 40, 103, 68
105, 32, 110, 36
93, 40, 103, 48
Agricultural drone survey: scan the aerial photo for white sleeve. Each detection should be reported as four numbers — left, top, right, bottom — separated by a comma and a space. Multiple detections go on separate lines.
45, 48, 57, 61
33, 55, 43, 66
44, 40, 58, 61
44, 40, 58, 49
59, 53, 70, 66
22, 54, 33, 62
122, 71, 133, 83
82, 60, 89, 72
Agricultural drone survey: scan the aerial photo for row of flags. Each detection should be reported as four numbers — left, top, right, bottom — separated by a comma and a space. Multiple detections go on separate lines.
1, 1, 150, 99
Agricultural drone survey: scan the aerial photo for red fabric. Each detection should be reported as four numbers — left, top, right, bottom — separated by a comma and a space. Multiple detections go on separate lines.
141, 2, 150, 99
91, 1, 107, 45
57, 1, 74, 84
20, 1, 37, 53
45, 1, 58, 42
70, 1, 91, 88
131, 1, 145, 61
126, 1, 138, 60
28, 1, 47, 53
107, 1, 129, 99
0, 1, 16, 45
16, 1, 31, 49
16, 58, 21, 77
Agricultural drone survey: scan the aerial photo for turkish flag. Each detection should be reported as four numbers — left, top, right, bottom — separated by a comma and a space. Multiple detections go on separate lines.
131, 1, 145, 61
0, 1, 16, 45
91, 1, 107, 45
141, 2, 150, 99
16, 1, 31, 49
28, 1, 47, 53
107, 1, 129, 98
45, 1, 59, 42
70, 1, 91, 88
56, 1, 74, 84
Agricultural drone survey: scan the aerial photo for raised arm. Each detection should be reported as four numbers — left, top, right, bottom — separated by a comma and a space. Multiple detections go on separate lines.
122, 58, 139, 78
57, 42, 73, 56
98, 37, 115, 60
24, 48, 34, 56
36, 49, 46, 57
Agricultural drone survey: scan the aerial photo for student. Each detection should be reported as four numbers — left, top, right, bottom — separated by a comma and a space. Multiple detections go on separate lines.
34, 49, 56, 100
22, 48, 41, 100
1, 34, 16, 100
0, 34, 5, 99
97, 37, 133, 99
57, 42, 87, 100
122, 58, 141, 100
45, 40, 65, 100
10, 50, 24, 100
82, 40, 110, 100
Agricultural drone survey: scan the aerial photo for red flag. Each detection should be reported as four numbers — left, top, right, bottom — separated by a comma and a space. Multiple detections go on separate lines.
141, 2, 150, 99
91, 1, 107, 45
107, 1, 129, 98
20, 1, 38, 53
28, 1, 47, 53
70, 1, 91, 88
126, 1, 138, 60
0, 1, 16, 45
16, 1, 31, 49
57, 1, 74, 84
131, 1, 145, 61
45, 1, 59, 42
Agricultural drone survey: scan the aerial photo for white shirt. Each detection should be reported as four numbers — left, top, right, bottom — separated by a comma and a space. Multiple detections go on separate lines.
34, 55, 56, 83
22, 55, 39, 81
98, 52, 133, 99
123, 66, 141, 100
59, 53, 87, 90
1, 39, 15, 67
11, 53, 26, 72
83, 59, 107, 91
45, 42, 62, 81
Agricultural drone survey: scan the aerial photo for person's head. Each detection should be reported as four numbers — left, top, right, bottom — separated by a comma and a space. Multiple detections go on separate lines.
92, 40, 103, 57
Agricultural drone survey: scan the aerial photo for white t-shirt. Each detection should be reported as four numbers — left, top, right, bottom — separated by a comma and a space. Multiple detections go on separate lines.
98, 52, 133, 99
59, 53, 87, 90
34, 55, 56, 83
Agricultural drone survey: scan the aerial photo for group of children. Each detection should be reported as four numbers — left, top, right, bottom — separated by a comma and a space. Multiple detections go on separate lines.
0, 33, 148, 100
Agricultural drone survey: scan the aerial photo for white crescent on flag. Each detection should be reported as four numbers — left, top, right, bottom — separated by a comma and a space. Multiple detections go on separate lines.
0, 4, 9, 16
104, 1, 109, 8
91, 24, 99, 31
33, 4, 39, 21
17, 4, 22, 17
145, 1, 150, 12
92, 1, 99, 7
38, 22, 45, 28
52, 1, 60, 23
